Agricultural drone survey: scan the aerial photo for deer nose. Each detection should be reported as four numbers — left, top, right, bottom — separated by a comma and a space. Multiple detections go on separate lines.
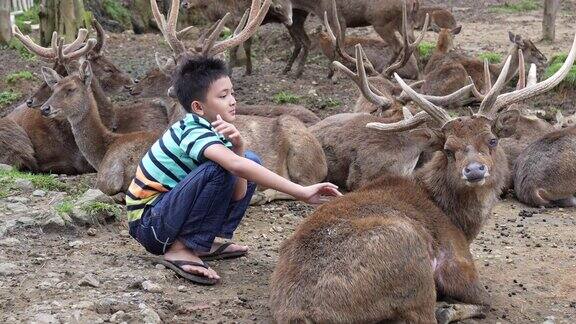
40, 105, 51, 116
463, 162, 487, 182
26, 98, 34, 107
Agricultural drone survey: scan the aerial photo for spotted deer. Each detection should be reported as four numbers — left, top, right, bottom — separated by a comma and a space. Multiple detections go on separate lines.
181, 0, 293, 75
270, 33, 576, 323
151, 0, 327, 204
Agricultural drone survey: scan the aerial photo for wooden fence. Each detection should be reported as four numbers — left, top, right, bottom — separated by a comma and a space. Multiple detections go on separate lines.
10, 0, 35, 14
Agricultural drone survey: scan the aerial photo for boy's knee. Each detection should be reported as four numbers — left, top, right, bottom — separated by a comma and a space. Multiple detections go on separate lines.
244, 150, 262, 165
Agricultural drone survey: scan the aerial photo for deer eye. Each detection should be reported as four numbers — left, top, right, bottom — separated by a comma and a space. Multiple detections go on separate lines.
443, 148, 455, 159
488, 138, 498, 147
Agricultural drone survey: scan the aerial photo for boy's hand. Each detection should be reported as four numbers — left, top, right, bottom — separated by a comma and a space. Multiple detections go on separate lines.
298, 183, 342, 205
212, 115, 245, 154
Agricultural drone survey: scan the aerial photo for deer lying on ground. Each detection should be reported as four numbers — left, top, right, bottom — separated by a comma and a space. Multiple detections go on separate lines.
181, 0, 293, 75
151, 0, 327, 204
423, 30, 548, 97
282, 0, 420, 77
413, 6, 457, 30
270, 33, 576, 323
0, 118, 38, 171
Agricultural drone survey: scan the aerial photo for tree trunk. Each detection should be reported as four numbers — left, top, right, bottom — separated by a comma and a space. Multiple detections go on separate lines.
0, 0, 11, 44
39, 0, 86, 46
542, 0, 560, 42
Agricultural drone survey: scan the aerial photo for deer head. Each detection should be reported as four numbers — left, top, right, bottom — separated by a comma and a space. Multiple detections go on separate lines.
367, 31, 576, 188
508, 31, 548, 69
40, 61, 93, 121
432, 24, 461, 53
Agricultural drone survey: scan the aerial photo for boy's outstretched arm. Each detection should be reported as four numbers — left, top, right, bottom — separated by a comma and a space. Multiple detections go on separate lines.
204, 144, 342, 204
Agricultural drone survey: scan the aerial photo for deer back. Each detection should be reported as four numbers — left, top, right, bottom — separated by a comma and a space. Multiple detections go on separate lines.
0, 117, 38, 171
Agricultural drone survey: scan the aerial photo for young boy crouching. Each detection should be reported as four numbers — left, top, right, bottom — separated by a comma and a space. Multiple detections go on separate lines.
126, 57, 341, 285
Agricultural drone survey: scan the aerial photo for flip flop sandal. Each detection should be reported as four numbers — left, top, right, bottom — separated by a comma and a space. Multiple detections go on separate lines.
200, 242, 248, 261
158, 259, 219, 285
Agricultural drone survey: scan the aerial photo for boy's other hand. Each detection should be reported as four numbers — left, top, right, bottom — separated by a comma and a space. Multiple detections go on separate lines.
299, 183, 342, 205
213, 114, 245, 154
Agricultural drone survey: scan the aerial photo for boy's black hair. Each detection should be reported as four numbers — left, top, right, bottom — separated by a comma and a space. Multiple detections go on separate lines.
174, 56, 230, 112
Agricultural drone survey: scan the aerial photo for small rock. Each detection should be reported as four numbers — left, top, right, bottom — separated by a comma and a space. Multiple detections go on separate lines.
0, 164, 13, 172
311, 80, 318, 85
6, 196, 30, 203
141, 280, 163, 293
6, 202, 28, 213
87, 228, 97, 236
78, 274, 100, 288
69, 240, 84, 248
34, 313, 60, 324
139, 304, 161, 324
17, 216, 35, 226
272, 226, 284, 233
32, 190, 46, 197
120, 230, 130, 237
77, 189, 115, 205
110, 310, 127, 323
542, 315, 556, 324
43, 215, 66, 228
0, 262, 20, 276
177, 285, 187, 292
154, 264, 166, 270
14, 179, 33, 191
0, 237, 20, 247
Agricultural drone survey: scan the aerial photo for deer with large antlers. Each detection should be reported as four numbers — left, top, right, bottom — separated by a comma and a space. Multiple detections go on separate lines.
150, 0, 327, 204
270, 32, 576, 324
181, 0, 293, 75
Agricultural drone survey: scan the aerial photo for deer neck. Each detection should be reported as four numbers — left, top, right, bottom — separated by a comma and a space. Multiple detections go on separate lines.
436, 34, 453, 54
90, 77, 117, 130
416, 152, 508, 243
68, 88, 117, 170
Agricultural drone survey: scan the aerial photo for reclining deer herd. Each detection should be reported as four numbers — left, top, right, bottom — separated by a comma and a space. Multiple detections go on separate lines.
2, 0, 576, 322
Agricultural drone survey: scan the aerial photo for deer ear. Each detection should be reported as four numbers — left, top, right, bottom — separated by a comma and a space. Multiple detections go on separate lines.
41, 67, 62, 89
508, 31, 515, 43
155, 52, 176, 77
492, 109, 520, 138
451, 26, 462, 35
79, 60, 93, 86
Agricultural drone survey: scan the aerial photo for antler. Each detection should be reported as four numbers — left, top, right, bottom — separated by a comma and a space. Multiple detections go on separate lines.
12, 25, 94, 62
366, 107, 430, 132
323, 0, 378, 75
151, 0, 271, 59
491, 32, 576, 114
516, 49, 525, 90
397, 80, 478, 106
333, 44, 393, 109
92, 18, 106, 55
383, 0, 429, 78
476, 55, 513, 118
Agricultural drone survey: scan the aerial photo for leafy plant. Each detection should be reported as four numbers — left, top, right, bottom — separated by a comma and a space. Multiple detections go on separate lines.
15, 4, 40, 32
81, 202, 122, 221
55, 201, 74, 216
272, 91, 301, 104
544, 53, 576, 89
102, 0, 131, 28
6, 71, 35, 84
489, 0, 540, 13
0, 90, 22, 107
418, 41, 436, 62
477, 52, 502, 64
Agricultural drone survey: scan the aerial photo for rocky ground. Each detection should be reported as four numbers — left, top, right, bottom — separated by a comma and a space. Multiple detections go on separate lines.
1, 0, 576, 323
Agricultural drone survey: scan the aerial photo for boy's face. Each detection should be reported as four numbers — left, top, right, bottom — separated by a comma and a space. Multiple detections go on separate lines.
192, 76, 236, 123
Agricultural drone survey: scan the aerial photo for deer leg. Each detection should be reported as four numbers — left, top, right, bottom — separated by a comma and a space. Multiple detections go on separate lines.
228, 46, 239, 73
283, 15, 304, 74
435, 302, 489, 324
287, 9, 310, 77
244, 38, 253, 76
553, 196, 576, 207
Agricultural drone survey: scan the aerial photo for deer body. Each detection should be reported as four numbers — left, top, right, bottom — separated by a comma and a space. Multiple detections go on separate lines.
414, 6, 457, 30
513, 126, 576, 207
0, 117, 38, 171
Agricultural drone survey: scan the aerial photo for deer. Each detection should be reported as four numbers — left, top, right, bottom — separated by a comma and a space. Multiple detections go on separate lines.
0, 118, 38, 171
413, 6, 457, 30
151, 0, 327, 204
181, 0, 293, 75
269, 32, 576, 324
282, 0, 420, 77
422, 30, 548, 97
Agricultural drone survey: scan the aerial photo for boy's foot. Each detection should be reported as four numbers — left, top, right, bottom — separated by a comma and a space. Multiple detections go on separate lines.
198, 242, 249, 261
163, 240, 220, 281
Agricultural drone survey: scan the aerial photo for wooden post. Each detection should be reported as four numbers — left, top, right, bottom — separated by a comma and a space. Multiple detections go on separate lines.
542, 0, 560, 42
0, 0, 11, 45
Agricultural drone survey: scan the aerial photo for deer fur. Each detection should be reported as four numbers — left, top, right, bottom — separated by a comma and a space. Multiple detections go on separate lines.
513, 125, 576, 207
413, 6, 457, 30
0, 118, 38, 171
270, 116, 509, 323
283, 0, 419, 77
181, 0, 293, 75
41, 62, 161, 196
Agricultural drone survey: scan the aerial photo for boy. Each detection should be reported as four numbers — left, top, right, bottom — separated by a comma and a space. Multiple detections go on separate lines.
126, 57, 341, 285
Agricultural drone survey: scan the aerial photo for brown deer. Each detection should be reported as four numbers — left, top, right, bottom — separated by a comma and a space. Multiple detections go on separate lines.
269, 33, 576, 323
413, 6, 457, 30
0, 118, 38, 171
181, 0, 293, 75
282, 0, 420, 77
151, 0, 327, 204
554, 110, 576, 129
423, 31, 548, 97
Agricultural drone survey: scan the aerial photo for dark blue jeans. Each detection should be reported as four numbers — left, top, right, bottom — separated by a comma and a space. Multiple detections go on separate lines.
129, 151, 260, 255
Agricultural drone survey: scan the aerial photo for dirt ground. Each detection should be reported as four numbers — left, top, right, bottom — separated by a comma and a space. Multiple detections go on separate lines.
1, 1, 576, 323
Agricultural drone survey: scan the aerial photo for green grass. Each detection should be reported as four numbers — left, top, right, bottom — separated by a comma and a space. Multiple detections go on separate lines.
0, 90, 22, 107
489, 0, 540, 13
6, 71, 35, 84
418, 41, 436, 62
0, 169, 67, 191
308, 97, 342, 109
220, 27, 233, 40
102, 0, 131, 28
81, 202, 122, 221
0, 189, 8, 199
272, 91, 301, 104
477, 52, 502, 64
544, 53, 576, 89
55, 201, 74, 216
15, 4, 40, 33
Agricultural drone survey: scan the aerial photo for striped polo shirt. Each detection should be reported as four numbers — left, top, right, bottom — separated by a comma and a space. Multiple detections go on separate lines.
126, 113, 233, 221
